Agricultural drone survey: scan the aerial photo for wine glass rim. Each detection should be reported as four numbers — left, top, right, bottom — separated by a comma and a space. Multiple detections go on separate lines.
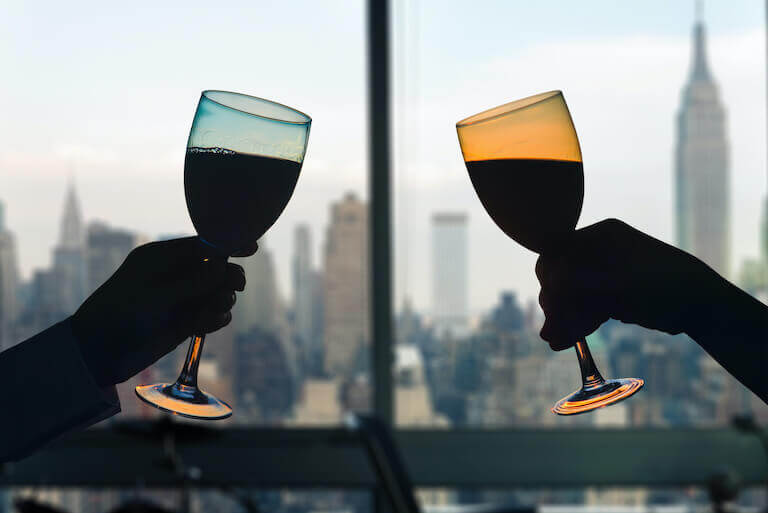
202, 90, 312, 125
456, 90, 562, 128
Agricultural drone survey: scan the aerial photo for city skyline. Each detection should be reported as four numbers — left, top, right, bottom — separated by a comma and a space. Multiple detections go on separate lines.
1, 2, 765, 315
2, 2, 767, 511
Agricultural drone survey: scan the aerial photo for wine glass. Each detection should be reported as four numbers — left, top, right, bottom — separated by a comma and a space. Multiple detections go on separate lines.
136, 90, 311, 420
456, 90, 643, 415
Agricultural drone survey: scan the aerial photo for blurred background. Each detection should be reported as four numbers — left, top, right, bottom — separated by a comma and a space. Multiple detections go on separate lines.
0, 0, 767, 512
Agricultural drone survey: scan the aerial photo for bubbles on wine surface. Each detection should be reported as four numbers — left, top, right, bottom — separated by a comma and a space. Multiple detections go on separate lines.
187, 146, 236, 155
184, 148, 302, 256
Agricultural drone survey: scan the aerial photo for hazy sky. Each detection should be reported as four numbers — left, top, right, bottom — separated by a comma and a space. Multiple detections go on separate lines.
1, 1, 765, 317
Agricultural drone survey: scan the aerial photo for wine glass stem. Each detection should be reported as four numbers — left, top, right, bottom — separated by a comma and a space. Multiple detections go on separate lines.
575, 339, 605, 390
176, 334, 206, 388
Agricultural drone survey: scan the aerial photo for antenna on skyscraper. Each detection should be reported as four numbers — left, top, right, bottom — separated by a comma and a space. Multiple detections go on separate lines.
67, 160, 77, 191
695, 0, 703, 23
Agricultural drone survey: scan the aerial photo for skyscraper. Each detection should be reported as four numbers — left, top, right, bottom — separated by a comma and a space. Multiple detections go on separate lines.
86, 221, 137, 294
0, 201, 19, 351
233, 238, 282, 335
323, 192, 369, 377
293, 224, 325, 376
431, 213, 468, 338
227, 238, 298, 423
53, 184, 88, 314
675, 14, 730, 276
235, 326, 296, 423
293, 224, 315, 348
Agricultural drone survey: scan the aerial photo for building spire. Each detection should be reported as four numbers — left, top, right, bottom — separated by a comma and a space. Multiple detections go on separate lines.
59, 181, 85, 249
691, 1, 711, 81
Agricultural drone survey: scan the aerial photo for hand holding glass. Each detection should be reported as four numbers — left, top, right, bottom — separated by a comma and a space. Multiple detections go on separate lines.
456, 91, 643, 415
136, 91, 311, 419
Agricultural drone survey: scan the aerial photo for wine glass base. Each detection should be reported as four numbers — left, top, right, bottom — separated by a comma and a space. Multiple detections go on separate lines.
135, 382, 232, 420
552, 377, 644, 416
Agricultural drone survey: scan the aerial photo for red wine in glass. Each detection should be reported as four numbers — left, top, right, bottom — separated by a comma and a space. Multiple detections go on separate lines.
456, 91, 643, 415
136, 91, 311, 420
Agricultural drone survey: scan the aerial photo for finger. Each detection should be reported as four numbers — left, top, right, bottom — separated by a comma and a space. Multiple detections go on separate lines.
195, 311, 233, 334
131, 237, 217, 272
540, 304, 607, 352
535, 252, 573, 290
535, 255, 546, 284
572, 219, 624, 250
232, 240, 259, 258
202, 289, 237, 314
540, 320, 575, 351
537, 266, 575, 315
538, 289, 547, 313
226, 262, 246, 291
159, 257, 229, 306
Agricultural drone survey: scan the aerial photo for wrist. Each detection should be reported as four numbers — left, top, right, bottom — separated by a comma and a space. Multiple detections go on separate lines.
69, 314, 112, 388
679, 260, 734, 340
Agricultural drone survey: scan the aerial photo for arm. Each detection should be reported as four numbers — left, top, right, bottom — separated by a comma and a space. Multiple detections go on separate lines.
536, 219, 768, 403
686, 271, 767, 402
0, 318, 120, 462
1, 237, 250, 462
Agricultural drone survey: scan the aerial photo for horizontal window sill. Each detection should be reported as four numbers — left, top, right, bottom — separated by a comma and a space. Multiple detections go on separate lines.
5, 425, 765, 487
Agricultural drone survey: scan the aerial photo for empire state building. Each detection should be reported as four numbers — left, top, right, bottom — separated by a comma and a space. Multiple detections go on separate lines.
675, 15, 730, 276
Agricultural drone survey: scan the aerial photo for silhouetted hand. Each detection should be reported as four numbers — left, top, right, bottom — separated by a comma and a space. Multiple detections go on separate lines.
71, 237, 254, 387
535, 218, 720, 350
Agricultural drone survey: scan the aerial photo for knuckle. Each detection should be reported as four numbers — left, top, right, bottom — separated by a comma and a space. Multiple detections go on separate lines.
127, 244, 149, 261
602, 218, 625, 231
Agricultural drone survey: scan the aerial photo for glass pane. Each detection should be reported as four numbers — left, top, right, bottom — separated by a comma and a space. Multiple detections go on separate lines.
392, 1, 768, 427
7, 488, 370, 513
0, 1, 369, 426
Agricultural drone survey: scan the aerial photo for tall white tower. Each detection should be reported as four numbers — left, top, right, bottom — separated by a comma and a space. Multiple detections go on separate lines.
675, 11, 730, 276
431, 212, 468, 338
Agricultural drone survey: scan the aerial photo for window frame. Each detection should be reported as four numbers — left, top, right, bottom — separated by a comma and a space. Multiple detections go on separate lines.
3, 0, 767, 498
4, 427, 766, 488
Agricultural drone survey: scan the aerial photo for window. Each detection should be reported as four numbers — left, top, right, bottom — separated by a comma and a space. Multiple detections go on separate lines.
1, 0, 767, 510
392, 0, 767, 428
0, 0, 371, 426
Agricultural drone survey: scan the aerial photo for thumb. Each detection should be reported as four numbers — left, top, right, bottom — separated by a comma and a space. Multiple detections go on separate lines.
157, 257, 228, 306
540, 318, 576, 352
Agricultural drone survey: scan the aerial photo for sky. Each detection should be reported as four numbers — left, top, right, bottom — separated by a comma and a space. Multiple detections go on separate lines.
0, 0, 765, 318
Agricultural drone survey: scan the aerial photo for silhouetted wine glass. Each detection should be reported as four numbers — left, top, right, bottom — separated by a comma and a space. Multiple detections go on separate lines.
456, 90, 643, 415
136, 90, 311, 419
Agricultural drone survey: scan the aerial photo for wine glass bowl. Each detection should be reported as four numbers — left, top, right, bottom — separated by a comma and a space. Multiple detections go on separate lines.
456, 91, 643, 415
185, 92, 311, 256
136, 91, 311, 420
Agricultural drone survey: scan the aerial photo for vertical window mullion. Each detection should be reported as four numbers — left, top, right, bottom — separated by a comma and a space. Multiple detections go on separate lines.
368, 0, 395, 426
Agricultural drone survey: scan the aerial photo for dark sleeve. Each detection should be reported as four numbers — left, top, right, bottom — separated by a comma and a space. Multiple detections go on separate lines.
686, 276, 768, 404
0, 317, 121, 462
